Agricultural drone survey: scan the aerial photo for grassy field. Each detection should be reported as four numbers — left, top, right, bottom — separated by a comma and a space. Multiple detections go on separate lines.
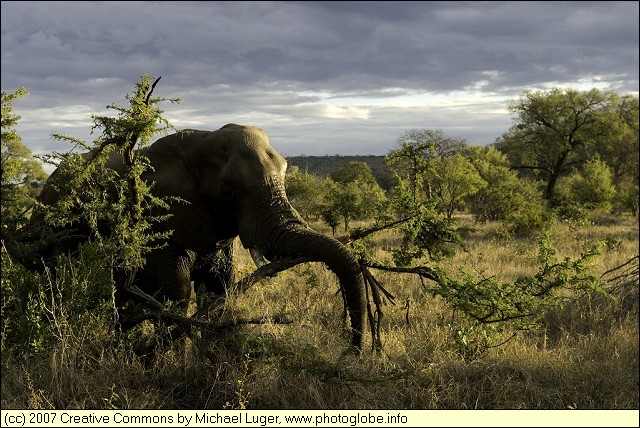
1, 214, 638, 411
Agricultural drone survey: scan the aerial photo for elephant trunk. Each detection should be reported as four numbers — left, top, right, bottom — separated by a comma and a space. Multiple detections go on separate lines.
240, 177, 366, 352
273, 228, 366, 351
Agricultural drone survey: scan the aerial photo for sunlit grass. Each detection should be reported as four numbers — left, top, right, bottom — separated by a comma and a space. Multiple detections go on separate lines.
1, 215, 638, 409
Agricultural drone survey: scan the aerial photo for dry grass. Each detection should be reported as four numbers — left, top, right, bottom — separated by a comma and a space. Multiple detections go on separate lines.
1, 215, 638, 409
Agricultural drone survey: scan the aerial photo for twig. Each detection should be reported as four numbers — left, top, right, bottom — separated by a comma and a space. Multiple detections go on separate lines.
362, 260, 440, 282
337, 216, 414, 245
145, 76, 162, 105
600, 254, 639, 280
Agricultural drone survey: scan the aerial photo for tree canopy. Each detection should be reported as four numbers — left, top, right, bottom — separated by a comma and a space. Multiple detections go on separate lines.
496, 88, 637, 202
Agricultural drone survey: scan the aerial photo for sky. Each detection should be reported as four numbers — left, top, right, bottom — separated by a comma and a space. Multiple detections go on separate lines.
1, 1, 638, 162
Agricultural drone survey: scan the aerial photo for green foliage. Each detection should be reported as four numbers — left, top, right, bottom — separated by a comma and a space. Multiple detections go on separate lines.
427, 236, 604, 360
499, 196, 555, 239
391, 200, 462, 265
385, 133, 432, 203
428, 155, 486, 219
330, 160, 379, 187
321, 162, 387, 232
287, 155, 395, 191
461, 145, 545, 224
386, 129, 469, 203
319, 203, 341, 236
1, 242, 114, 357
324, 181, 361, 232
497, 88, 633, 201
592, 95, 639, 193
458, 145, 552, 238
2, 75, 179, 360
616, 182, 639, 217
41, 74, 179, 272
384, 150, 465, 265
556, 157, 616, 214
383, 129, 480, 264
285, 165, 328, 220
1, 88, 48, 232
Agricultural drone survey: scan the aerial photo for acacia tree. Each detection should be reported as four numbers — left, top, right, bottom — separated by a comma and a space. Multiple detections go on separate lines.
428, 155, 486, 219
380, 130, 472, 264
496, 88, 628, 202
42, 75, 179, 277
386, 129, 467, 203
330, 160, 379, 187
322, 161, 387, 232
334, 161, 386, 214
1, 76, 183, 356
1, 88, 48, 232
459, 145, 550, 235
591, 95, 639, 214
593, 95, 639, 188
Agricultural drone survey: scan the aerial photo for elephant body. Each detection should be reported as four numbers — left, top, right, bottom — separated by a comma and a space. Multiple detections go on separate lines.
23, 124, 367, 351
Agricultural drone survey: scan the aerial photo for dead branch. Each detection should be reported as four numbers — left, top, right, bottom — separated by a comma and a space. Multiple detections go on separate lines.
600, 254, 639, 286
123, 284, 217, 331
361, 260, 440, 283
337, 216, 414, 245
232, 256, 312, 293
122, 282, 292, 334
145, 76, 162, 105
120, 256, 312, 332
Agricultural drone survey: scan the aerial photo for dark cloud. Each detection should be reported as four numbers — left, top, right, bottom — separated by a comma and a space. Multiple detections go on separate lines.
1, 1, 638, 160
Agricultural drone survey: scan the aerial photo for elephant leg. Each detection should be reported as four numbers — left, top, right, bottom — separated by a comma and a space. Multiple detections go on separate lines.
115, 244, 195, 330
125, 245, 198, 348
192, 240, 237, 297
137, 243, 196, 307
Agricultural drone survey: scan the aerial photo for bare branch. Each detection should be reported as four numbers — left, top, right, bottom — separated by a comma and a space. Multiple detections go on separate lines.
145, 76, 162, 105
337, 216, 414, 244
122, 283, 292, 333
362, 260, 440, 282
233, 256, 313, 292
600, 254, 639, 280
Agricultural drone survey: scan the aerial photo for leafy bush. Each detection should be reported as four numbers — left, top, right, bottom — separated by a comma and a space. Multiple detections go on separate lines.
556, 158, 617, 214
503, 198, 555, 238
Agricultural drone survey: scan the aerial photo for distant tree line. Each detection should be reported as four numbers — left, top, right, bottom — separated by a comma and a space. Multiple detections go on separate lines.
287, 155, 395, 190
285, 88, 638, 242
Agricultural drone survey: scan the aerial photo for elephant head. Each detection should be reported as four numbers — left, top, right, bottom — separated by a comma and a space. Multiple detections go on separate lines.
19, 124, 367, 352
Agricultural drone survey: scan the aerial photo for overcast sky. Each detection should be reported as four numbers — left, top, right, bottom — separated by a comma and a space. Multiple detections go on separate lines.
2, 1, 638, 161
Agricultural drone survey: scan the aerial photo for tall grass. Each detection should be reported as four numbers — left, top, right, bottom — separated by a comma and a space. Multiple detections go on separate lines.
1, 215, 637, 409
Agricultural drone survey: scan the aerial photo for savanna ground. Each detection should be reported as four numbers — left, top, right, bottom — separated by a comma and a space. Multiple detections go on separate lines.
1, 214, 638, 411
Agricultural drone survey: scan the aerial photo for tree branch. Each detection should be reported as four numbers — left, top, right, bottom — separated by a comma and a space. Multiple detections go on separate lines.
337, 216, 414, 244
145, 76, 162, 105
361, 260, 441, 282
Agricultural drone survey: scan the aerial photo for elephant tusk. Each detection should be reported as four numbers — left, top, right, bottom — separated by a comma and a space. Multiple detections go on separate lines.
249, 247, 269, 268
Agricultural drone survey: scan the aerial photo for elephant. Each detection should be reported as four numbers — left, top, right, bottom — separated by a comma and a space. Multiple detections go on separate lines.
17, 123, 367, 352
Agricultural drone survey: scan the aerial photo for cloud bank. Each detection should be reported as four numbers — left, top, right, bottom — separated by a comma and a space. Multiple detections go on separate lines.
2, 1, 638, 158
